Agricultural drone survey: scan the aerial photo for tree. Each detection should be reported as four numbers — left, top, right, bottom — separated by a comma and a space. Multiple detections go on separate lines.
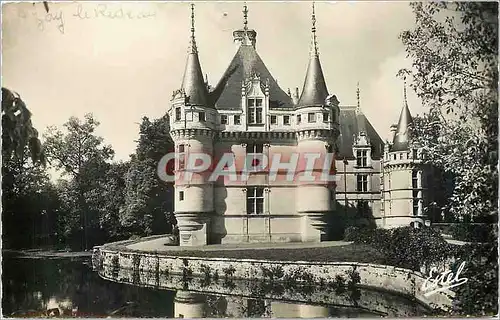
400, 2, 498, 222
121, 115, 175, 237
2, 146, 54, 249
2, 88, 44, 164
43, 114, 114, 249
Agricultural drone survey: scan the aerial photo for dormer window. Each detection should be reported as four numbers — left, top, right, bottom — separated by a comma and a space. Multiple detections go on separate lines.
356, 150, 367, 167
199, 112, 206, 122
221, 115, 228, 124
308, 113, 316, 123
175, 107, 181, 121
323, 112, 329, 122
248, 98, 263, 124
234, 115, 241, 125
270, 115, 277, 124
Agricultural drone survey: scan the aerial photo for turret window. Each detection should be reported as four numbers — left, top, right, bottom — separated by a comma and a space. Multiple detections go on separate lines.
178, 144, 186, 170
413, 199, 419, 216
270, 115, 277, 124
283, 115, 290, 125
356, 150, 368, 167
199, 112, 206, 122
323, 112, 329, 122
412, 171, 418, 188
356, 174, 368, 192
248, 98, 263, 124
308, 113, 316, 123
175, 107, 181, 121
221, 115, 228, 124
247, 187, 264, 215
234, 115, 241, 125
246, 143, 264, 154
179, 191, 184, 201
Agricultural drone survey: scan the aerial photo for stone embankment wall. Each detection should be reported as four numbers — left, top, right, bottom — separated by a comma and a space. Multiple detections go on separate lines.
93, 242, 454, 312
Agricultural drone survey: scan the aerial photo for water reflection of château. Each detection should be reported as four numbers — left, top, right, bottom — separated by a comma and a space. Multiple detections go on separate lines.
98, 265, 431, 318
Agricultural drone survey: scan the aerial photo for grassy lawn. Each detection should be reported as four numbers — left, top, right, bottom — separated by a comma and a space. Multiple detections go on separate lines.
159, 244, 387, 264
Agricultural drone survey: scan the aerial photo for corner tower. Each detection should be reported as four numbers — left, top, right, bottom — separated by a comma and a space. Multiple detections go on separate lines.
381, 80, 425, 228
169, 4, 216, 246
295, 2, 340, 242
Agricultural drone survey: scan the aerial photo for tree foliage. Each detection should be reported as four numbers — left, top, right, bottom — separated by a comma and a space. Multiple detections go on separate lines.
43, 114, 115, 249
2, 87, 45, 164
400, 2, 498, 221
121, 115, 175, 237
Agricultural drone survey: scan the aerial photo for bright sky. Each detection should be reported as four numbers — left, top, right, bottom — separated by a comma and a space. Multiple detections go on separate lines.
2, 1, 424, 164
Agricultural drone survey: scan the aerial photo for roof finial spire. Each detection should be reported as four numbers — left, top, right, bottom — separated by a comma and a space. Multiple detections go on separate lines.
243, 2, 248, 31
356, 82, 361, 111
311, 1, 318, 56
403, 76, 408, 107
189, 3, 197, 53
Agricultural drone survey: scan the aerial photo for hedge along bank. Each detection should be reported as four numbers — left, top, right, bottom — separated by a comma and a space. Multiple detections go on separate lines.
93, 243, 454, 312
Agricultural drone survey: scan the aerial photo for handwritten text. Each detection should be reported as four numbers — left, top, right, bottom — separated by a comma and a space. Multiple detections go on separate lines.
421, 261, 468, 297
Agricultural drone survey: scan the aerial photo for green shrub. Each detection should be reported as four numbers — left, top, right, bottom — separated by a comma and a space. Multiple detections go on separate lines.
344, 226, 377, 244
452, 242, 498, 316
450, 223, 495, 243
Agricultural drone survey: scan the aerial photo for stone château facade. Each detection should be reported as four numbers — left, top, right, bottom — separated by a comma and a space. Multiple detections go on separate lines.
167, 4, 430, 246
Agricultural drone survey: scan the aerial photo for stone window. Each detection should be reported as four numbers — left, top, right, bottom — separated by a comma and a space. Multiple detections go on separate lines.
248, 98, 263, 124
179, 191, 184, 201
308, 113, 316, 123
234, 115, 241, 125
412, 170, 418, 189
413, 199, 419, 216
297, 114, 301, 124
178, 144, 185, 170
247, 187, 264, 215
323, 112, 329, 122
270, 115, 277, 124
199, 111, 206, 122
356, 174, 368, 192
356, 150, 367, 167
221, 114, 228, 124
175, 107, 181, 121
246, 143, 264, 154
283, 115, 290, 125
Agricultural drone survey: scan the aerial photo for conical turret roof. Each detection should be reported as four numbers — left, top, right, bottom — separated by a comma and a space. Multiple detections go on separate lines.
391, 83, 413, 151
297, 2, 329, 107
180, 4, 210, 107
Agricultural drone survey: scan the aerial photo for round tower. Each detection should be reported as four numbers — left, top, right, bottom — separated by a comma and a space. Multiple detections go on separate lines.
295, 3, 340, 242
381, 81, 424, 228
169, 4, 216, 246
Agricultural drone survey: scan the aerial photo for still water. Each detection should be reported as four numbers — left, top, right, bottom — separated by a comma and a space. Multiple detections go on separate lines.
2, 253, 431, 318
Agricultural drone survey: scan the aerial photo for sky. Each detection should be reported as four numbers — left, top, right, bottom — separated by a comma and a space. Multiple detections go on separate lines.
2, 1, 424, 165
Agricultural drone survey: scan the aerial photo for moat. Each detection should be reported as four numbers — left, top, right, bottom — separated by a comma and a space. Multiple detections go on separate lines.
2, 251, 437, 318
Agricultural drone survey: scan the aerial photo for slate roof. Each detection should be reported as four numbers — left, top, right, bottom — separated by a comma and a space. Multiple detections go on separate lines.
337, 107, 384, 160
297, 54, 329, 107
210, 45, 294, 110
391, 102, 413, 152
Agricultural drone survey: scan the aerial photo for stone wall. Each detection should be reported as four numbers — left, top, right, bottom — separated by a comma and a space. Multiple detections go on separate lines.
93, 243, 454, 312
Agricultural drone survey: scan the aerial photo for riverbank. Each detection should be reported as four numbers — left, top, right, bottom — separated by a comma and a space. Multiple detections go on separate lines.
3, 249, 92, 258
93, 237, 455, 312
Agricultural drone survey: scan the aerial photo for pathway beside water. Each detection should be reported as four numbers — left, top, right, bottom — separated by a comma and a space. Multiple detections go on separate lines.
127, 237, 352, 252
